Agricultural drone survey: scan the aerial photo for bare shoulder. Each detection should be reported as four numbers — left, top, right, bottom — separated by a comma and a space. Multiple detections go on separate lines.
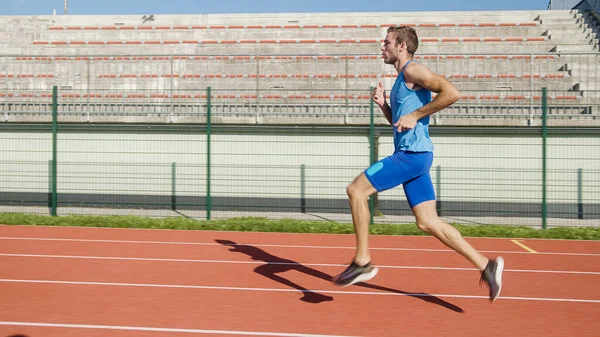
404, 61, 452, 93
403, 62, 435, 81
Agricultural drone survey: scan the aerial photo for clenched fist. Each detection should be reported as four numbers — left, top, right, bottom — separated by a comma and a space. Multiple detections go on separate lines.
372, 81, 386, 108
394, 114, 417, 132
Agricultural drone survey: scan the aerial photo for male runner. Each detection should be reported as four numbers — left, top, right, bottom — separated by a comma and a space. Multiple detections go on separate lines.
331, 26, 504, 302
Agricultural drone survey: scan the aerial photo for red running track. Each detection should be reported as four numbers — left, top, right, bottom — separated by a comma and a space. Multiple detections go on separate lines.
0, 225, 599, 337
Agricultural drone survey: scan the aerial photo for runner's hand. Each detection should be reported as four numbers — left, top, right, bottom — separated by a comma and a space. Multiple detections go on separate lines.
372, 82, 386, 108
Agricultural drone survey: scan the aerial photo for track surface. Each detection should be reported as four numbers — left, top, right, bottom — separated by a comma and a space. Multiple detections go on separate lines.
0, 225, 598, 337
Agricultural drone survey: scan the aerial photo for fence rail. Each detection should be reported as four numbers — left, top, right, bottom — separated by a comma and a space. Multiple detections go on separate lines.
2, 88, 600, 127
1, 86, 599, 228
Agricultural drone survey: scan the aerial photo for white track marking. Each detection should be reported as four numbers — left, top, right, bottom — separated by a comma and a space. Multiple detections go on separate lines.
0, 321, 360, 336
1, 278, 599, 303
0, 253, 599, 275
1, 236, 599, 256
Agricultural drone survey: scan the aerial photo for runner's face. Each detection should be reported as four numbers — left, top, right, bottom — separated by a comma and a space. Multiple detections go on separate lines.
381, 32, 400, 64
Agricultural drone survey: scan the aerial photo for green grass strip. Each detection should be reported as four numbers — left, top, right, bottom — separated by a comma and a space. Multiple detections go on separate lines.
1, 213, 599, 240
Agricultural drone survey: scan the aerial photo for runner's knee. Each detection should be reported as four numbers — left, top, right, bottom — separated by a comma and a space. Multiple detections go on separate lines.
346, 182, 367, 200
346, 183, 359, 198
416, 217, 439, 234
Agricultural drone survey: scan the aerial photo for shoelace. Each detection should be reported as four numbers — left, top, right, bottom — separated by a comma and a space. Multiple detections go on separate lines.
336, 261, 369, 281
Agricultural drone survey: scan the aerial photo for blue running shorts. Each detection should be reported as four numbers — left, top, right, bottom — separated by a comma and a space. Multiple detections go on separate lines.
364, 151, 435, 208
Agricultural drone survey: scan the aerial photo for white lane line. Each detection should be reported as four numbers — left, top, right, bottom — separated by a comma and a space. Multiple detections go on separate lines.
1, 236, 599, 256
0, 321, 360, 337
1, 278, 599, 303
1, 253, 599, 275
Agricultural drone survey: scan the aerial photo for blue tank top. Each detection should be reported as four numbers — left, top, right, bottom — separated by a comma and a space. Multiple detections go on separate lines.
390, 60, 434, 152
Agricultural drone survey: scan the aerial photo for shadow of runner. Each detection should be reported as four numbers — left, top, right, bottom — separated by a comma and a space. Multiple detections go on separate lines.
216, 239, 333, 303
215, 239, 464, 312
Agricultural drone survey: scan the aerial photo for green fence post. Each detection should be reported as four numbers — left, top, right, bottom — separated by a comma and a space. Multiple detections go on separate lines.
436, 165, 442, 216
578, 168, 583, 220
300, 164, 306, 213
369, 87, 375, 225
48, 160, 53, 209
171, 162, 177, 211
51, 86, 58, 216
206, 87, 212, 220
541, 87, 547, 229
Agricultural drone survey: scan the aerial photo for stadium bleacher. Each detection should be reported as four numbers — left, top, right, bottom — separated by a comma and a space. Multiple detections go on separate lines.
0, 9, 599, 125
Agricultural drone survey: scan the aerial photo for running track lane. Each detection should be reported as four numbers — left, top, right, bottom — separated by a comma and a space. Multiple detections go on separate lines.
0, 235, 598, 272
0, 225, 599, 337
